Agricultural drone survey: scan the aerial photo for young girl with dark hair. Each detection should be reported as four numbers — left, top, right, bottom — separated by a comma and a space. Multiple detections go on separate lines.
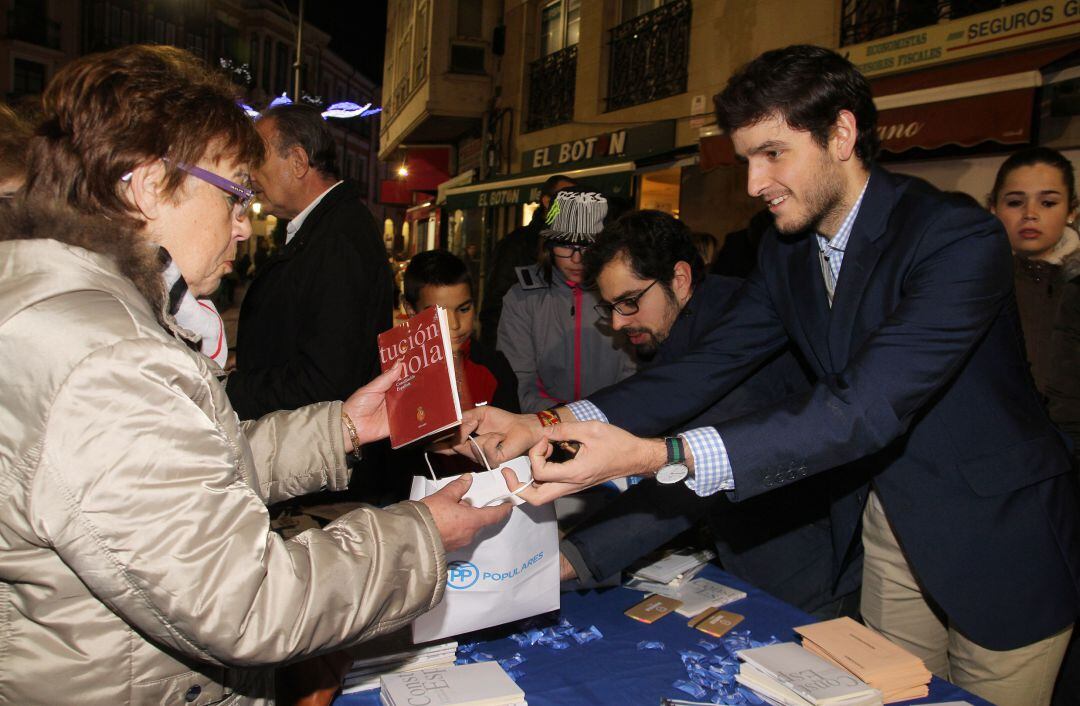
989, 147, 1080, 458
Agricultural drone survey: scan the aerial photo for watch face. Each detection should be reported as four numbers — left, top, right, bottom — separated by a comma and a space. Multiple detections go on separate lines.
656, 463, 689, 485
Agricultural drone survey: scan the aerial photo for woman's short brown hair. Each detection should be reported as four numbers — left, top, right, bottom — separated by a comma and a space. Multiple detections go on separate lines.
25, 44, 264, 227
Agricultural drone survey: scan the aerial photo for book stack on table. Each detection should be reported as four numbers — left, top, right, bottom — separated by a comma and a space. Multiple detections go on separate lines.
736, 642, 884, 706
379, 662, 526, 706
624, 549, 747, 622
795, 618, 932, 703
627, 548, 716, 590
342, 639, 458, 695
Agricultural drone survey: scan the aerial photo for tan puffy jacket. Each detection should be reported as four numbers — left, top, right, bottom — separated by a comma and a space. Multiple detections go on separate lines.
0, 216, 446, 705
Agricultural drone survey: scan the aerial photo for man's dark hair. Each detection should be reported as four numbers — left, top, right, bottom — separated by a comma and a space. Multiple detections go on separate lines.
403, 249, 472, 309
541, 173, 576, 199
583, 210, 705, 294
260, 103, 340, 179
714, 44, 879, 165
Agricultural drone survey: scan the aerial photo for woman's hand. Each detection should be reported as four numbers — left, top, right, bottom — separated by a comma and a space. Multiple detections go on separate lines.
420, 474, 513, 551
341, 361, 403, 450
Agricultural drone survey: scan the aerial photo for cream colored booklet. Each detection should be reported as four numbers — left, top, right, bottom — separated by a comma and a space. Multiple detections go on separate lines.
737, 642, 883, 706
380, 662, 525, 706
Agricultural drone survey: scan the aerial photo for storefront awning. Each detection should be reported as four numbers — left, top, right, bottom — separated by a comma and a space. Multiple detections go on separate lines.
442, 162, 635, 210
699, 42, 1077, 166
872, 42, 1078, 155
876, 87, 1036, 153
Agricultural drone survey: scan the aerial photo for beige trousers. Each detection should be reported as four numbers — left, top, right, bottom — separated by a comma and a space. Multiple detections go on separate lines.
860, 491, 1072, 706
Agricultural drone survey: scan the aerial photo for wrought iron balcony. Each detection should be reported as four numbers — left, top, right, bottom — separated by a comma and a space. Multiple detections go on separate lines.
607, 0, 691, 112
5, 8, 60, 49
526, 44, 577, 132
841, 0, 1030, 47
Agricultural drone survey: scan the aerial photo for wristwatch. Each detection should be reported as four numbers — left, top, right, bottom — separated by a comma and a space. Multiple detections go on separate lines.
655, 436, 689, 485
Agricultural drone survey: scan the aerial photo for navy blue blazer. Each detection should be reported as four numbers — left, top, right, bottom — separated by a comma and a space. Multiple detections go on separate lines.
565, 275, 862, 613
588, 167, 1080, 650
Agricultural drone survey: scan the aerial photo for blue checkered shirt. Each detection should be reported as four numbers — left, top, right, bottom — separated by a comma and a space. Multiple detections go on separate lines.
569, 177, 871, 496
816, 179, 869, 303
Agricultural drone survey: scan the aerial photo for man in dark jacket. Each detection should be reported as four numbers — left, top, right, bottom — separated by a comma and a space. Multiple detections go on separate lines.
559, 210, 860, 617
478, 174, 575, 347
227, 104, 394, 422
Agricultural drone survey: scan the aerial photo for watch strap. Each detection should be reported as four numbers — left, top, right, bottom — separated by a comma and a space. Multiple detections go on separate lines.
665, 436, 684, 464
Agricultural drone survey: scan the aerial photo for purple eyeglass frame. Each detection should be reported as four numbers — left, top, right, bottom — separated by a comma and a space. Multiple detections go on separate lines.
168, 160, 255, 214
121, 159, 255, 217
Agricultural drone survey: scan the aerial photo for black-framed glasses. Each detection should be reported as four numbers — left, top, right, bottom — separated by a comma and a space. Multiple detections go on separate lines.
550, 242, 589, 258
169, 160, 255, 221
594, 279, 660, 318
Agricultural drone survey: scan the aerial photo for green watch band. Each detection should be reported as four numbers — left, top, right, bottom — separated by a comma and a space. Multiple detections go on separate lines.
665, 436, 684, 464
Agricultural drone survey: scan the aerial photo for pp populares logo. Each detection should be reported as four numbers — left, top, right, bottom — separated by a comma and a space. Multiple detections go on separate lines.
446, 560, 479, 589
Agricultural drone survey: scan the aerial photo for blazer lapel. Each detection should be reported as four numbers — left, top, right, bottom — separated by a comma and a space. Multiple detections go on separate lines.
826, 168, 896, 369
785, 234, 832, 373
275, 181, 350, 263
247, 183, 348, 293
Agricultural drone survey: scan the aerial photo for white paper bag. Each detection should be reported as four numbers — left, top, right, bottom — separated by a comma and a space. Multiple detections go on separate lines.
410, 455, 560, 642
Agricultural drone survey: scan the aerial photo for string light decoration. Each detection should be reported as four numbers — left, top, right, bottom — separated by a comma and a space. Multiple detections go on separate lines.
245, 94, 382, 121
218, 58, 253, 85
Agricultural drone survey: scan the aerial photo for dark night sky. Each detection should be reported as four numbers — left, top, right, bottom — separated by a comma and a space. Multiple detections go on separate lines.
288, 1, 388, 82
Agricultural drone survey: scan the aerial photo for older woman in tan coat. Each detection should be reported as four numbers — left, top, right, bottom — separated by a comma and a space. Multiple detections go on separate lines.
0, 45, 508, 705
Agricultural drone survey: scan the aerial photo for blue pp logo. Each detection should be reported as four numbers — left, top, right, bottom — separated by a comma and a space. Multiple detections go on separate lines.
447, 561, 479, 589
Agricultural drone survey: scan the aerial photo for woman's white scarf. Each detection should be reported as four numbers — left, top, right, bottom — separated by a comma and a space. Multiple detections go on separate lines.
160, 250, 229, 367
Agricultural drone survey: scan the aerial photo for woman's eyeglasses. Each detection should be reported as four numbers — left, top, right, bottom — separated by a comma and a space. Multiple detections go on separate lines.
594, 279, 659, 319
121, 160, 255, 221
170, 161, 255, 221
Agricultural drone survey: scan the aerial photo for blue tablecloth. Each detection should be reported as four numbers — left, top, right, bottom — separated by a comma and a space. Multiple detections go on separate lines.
334, 566, 990, 705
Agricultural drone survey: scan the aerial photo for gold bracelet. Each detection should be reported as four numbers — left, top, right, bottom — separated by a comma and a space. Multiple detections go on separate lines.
341, 410, 363, 463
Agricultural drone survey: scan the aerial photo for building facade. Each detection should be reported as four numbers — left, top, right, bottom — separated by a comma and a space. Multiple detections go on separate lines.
380, 0, 1078, 303
0, 0, 79, 104
0, 0, 394, 247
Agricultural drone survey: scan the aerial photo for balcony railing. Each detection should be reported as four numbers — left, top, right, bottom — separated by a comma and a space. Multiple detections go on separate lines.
526, 44, 577, 132
5, 8, 60, 49
841, 0, 1030, 46
606, 0, 691, 112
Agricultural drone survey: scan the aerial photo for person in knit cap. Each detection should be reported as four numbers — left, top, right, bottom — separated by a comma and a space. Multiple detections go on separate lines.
497, 188, 637, 412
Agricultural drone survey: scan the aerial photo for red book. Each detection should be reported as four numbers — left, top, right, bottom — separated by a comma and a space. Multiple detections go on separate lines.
378, 306, 463, 449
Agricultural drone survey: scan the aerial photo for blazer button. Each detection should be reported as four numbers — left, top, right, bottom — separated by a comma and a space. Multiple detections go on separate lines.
185, 685, 202, 702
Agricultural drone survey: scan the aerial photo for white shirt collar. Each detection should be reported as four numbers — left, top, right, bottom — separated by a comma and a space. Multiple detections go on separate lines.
285, 181, 344, 244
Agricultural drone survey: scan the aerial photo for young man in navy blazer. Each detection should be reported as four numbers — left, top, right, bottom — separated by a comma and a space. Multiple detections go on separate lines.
463, 45, 1078, 705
